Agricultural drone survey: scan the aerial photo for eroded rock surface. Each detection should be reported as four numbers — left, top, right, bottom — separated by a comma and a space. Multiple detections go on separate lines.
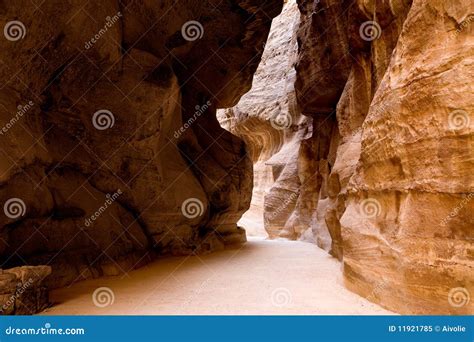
294, 0, 473, 314
219, 0, 473, 315
1, 0, 471, 317
0, 266, 51, 315
218, 0, 314, 240
0, 0, 283, 293
340, 0, 474, 315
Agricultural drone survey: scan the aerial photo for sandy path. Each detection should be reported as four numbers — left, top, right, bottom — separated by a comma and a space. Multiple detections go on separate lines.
42, 237, 392, 315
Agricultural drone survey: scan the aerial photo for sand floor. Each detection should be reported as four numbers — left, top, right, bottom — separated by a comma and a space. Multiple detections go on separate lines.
42, 237, 392, 315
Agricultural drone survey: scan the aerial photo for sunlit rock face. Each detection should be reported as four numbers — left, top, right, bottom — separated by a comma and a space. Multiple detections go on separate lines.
0, 0, 283, 294
295, 0, 473, 314
218, 0, 315, 240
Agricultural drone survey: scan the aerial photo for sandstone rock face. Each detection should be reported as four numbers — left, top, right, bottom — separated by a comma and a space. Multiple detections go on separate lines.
218, 0, 315, 240
0, 0, 283, 290
341, 0, 474, 315
0, 266, 51, 315
295, 0, 474, 314
1, 0, 471, 317
297, 0, 414, 258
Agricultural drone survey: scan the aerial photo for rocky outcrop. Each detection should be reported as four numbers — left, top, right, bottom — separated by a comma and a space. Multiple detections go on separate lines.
295, 0, 473, 314
0, 0, 283, 291
0, 266, 51, 315
218, 0, 314, 240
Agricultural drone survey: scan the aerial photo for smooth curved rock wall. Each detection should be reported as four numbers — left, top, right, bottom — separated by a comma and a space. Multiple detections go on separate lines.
0, 0, 283, 291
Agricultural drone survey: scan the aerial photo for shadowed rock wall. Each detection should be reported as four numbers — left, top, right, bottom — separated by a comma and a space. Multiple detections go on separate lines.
0, 0, 283, 293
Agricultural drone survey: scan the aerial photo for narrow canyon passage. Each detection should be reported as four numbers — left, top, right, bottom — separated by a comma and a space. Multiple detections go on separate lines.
0, 0, 471, 317
42, 237, 391, 315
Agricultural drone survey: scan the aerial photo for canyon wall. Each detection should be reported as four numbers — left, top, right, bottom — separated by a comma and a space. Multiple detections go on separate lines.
294, 0, 473, 314
222, 0, 473, 314
218, 0, 315, 240
1, 0, 471, 316
0, 0, 283, 297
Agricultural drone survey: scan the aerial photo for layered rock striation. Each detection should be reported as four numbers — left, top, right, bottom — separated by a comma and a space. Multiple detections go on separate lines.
223, 0, 473, 315
1, 0, 471, 316
218, 0, 315, 240
294, 0, 473, 314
